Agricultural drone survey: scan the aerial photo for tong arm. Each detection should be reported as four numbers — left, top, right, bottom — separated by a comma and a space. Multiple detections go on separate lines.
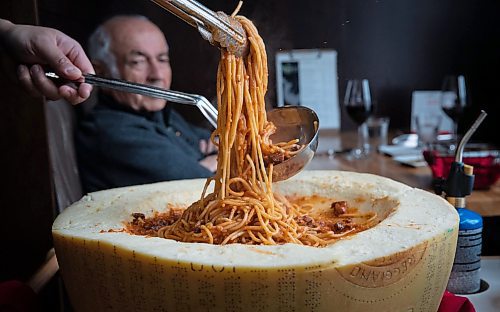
81, 73, 197, 105
151, 0, 200, 29
45, 72, 218, 128
192, 95, 218, 128
151, 0, 244, 43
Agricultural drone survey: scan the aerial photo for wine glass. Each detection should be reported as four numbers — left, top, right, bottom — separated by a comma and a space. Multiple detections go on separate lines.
441, 75, 468, 147
344, 79, 373, 158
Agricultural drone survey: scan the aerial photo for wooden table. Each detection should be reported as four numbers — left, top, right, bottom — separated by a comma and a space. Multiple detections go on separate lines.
305, 130, 500, 217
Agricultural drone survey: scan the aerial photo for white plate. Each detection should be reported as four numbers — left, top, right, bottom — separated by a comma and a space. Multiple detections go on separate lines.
393, 154, 427, 168
378, 144, 423, 157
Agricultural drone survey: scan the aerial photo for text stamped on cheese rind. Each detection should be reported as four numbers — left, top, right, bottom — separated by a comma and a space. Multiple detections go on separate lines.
336, 243, 427, 287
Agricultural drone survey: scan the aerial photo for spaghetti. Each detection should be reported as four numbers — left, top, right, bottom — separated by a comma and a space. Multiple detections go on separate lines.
129, 16, 378, 246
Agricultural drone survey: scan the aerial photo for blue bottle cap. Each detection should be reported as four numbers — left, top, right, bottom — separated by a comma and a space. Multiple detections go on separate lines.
457, 208, 483, 230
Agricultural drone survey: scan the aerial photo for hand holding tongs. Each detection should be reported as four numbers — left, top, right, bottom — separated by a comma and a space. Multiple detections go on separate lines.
45, 72, 218, 128
150, 0, 248, 57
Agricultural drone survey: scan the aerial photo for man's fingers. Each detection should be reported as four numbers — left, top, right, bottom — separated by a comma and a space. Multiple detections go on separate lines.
40, 43, 82, 81
59, 36, 95, 75
29, 64, 61, 100
207, 141, 218, 153
17, 64, 42, 98
59, 86, 83, 104
59, 84, 92, 105
77, 83, 93, 100
199, 140, 208, 154
54, 56, 82, 81
199, 155, 218, 172
56, 37, 95, 76
67, 48, 95, 76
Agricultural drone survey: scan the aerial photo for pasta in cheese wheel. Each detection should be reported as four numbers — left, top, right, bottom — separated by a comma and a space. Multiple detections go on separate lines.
52, 170, 459, 312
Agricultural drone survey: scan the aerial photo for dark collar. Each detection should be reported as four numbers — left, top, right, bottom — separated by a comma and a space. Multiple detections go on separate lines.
97, 91, 168, 124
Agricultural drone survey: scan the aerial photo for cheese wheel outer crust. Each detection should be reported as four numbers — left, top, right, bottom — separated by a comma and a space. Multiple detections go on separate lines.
52, 170, 459, 312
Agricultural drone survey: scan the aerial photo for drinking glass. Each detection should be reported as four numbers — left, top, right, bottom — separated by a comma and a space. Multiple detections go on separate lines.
415, 114, 441, 148
366, 116, 390, 153
441, 75, 468, 146
344, 79, 373, 158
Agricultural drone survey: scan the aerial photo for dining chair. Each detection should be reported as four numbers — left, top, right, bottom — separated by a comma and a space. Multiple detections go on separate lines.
43, 98, 87, 311
45, 99, 83, 213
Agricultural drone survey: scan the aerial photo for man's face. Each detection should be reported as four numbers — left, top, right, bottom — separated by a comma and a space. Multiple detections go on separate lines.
106, 18, 172, 111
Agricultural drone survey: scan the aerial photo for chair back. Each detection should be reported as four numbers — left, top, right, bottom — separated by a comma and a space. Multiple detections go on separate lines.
45, 100, 83, 213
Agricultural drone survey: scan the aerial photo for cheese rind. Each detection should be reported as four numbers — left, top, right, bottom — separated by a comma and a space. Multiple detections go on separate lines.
52, 170, 459, 312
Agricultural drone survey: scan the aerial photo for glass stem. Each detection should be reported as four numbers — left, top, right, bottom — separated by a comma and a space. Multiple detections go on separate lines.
357, 123, 369, 154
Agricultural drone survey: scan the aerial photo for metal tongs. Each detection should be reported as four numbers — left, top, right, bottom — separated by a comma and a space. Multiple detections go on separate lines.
46, 71, 319, 182
150, 0, 248, 57
46, 72, 218, 128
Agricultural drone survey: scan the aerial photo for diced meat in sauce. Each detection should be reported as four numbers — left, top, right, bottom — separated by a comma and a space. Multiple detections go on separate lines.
331, 201, 347, 216
333, 222, 345, 232
297, 215, 314, 227
131, 212, 145, 221
127, 209, 183, 236
263, 151, 285, 166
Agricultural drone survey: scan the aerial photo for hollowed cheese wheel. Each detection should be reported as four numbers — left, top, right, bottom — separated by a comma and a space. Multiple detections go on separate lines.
52, 170, 459, 312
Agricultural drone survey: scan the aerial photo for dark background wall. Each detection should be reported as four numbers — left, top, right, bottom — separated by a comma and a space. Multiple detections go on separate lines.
37, 0, 500, 143
1, 0, 499, 302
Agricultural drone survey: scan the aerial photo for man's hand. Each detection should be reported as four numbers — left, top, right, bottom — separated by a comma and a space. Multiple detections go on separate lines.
199, 139, 218, 155
199, 154, 217, 173
1, 19, 95, 104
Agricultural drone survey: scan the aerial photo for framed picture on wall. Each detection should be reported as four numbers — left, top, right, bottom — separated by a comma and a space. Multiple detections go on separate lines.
276, 49, 340, 129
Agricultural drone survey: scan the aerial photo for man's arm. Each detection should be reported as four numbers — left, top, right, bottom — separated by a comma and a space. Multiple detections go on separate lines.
77, 122, 214, 192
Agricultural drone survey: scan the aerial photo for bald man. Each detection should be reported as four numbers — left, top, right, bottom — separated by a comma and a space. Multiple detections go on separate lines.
76, 15, 217, 192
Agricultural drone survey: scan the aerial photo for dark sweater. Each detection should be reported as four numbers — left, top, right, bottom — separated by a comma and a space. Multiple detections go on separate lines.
75, 93, 213, 193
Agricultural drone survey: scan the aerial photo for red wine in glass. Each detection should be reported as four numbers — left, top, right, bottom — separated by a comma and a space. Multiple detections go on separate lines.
346, 105, 372, 125
344, 79, 373, 157
442, 106, 464, 123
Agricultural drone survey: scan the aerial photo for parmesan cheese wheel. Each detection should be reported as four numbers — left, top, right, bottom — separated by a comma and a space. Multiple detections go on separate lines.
52, 170, 459, 312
